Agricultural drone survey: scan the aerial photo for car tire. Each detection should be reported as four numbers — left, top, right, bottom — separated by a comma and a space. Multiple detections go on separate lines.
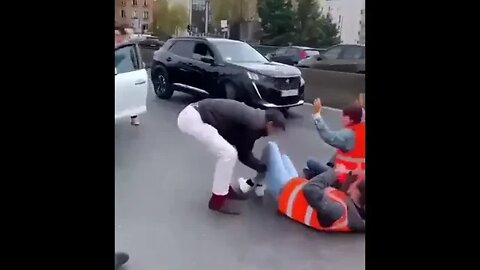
152, 66, 174, 99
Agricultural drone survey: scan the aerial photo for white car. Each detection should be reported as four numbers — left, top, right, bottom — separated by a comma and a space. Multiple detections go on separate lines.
115, 42, 148, 122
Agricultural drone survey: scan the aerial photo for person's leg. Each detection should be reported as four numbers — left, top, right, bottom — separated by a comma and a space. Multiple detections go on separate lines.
281, 154, 298, 179
178, 105, 240, 214
263, 142, 294, 199
130, 115, 140, 126
305, 158, 330, 179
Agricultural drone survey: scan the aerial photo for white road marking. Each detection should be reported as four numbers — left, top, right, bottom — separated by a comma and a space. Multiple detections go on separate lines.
303, 102, 342, 112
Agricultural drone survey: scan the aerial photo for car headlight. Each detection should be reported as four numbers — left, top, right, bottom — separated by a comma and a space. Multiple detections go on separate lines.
300, 76, 305, 86
247, 71, 266, 81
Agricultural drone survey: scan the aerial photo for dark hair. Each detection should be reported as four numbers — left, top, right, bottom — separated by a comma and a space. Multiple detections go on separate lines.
342, 104, 363, 124
115, 26, 128, 35
265, 109, 286, 130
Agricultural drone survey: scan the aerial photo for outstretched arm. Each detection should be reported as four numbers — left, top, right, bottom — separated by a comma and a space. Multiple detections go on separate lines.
311, 98, 355, 153
313, 113, 354, 153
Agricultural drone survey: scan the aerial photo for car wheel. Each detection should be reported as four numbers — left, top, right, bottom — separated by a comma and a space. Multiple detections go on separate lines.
152, 66, 174, 99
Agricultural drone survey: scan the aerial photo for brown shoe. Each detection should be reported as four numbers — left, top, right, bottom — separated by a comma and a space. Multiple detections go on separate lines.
208, 193, 240, 215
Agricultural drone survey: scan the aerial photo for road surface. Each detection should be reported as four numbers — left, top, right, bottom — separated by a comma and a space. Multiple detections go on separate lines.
115, 82, 365, 270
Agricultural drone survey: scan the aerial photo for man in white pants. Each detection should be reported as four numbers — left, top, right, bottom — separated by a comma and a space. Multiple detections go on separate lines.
177, 99, 286, 215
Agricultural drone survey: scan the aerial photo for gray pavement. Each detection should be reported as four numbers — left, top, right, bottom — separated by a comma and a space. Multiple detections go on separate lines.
115, 81, 365, 270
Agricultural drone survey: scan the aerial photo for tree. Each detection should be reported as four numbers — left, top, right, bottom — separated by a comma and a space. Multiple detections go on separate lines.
294, 0, 340, 47
211, 0, 254, 22
258, 0, 296, 46
152, 0, 189, 38
316, 14, 341, 47
211, 0, 255, 39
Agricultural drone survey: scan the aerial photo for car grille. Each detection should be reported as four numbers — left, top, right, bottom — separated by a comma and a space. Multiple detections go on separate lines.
261, 85, 305, 105
270, 77, 301, 90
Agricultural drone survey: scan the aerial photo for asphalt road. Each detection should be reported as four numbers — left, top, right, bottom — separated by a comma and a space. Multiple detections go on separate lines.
115, 81, 365, 270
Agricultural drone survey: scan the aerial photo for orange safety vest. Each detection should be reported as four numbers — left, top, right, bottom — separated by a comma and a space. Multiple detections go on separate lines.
335, 122, 365, 183
278, 177, 351, 232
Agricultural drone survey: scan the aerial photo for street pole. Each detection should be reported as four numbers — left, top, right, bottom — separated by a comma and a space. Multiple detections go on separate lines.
189, 0, 192, 32
205, 0, 209, 35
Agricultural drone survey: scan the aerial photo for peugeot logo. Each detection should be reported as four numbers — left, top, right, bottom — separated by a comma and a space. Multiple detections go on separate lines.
286, 79, 290, 84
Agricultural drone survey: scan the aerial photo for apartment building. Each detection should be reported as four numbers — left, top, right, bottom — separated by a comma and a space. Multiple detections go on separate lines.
359, 0, 365, 44
115, 0, 155, 33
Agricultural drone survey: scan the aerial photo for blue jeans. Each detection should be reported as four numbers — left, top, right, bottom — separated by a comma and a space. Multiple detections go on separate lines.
260, 142, 299, 199
306, 158, 332, 177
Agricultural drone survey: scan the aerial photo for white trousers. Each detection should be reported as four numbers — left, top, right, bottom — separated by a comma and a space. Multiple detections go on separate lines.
177, 105, 237, 196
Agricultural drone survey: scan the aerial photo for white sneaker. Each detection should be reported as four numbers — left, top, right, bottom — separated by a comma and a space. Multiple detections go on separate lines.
130, 116, 140, 126
254, 184, 266, 197
238, 177, 253, 194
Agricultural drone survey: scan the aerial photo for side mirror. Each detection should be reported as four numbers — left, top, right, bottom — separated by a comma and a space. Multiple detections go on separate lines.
201, 56, 215, 65
115, 68, 118, 75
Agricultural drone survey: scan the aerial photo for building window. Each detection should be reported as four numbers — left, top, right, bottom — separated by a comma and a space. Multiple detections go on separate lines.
361, 9, 364, 14
143, 11, 149, 20
132, 10, 137, 18
142, 24, 149, 31
132, 0, 138, 6
121, 0, 126, 6
121, 10, 126, 18
143, 0, 148, 7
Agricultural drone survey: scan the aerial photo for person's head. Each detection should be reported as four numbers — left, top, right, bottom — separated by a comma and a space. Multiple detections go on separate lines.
342, 104, 363, 127
265, 109, 286, 136
115, 26, 128, 45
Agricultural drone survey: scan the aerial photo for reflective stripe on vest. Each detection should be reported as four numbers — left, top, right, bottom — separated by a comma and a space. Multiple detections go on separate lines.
285, 184, 348, 230
286, 182, 307, 217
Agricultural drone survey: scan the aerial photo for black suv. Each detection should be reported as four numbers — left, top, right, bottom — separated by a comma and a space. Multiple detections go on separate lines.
151, 37, 305, 109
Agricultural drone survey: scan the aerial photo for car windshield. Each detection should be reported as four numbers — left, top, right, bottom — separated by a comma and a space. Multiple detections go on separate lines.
213, 41, 268, 63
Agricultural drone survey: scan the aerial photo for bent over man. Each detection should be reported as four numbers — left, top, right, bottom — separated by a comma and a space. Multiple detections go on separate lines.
177, 99, 286, 215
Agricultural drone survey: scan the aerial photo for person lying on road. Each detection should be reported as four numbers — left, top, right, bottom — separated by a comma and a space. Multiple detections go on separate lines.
304, 98, 365, 185
240, 141, 365, 232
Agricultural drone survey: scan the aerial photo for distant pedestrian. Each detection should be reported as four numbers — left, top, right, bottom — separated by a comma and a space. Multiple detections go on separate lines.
177, 99, 286, 215
115, 25, 140, 126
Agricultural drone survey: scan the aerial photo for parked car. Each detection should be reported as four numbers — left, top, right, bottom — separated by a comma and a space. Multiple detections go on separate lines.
129, 36, 165, 68
151, 37, 305, 110
296, 44, 365, 73
115, 42, 148, 122
266, 46, 325, 66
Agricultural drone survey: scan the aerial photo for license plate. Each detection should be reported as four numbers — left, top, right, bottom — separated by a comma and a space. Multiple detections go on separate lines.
281, 89, 298, 97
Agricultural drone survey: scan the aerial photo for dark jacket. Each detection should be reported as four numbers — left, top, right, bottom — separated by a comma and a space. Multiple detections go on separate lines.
196, 99, 267, 173
302, 169, 365, 232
